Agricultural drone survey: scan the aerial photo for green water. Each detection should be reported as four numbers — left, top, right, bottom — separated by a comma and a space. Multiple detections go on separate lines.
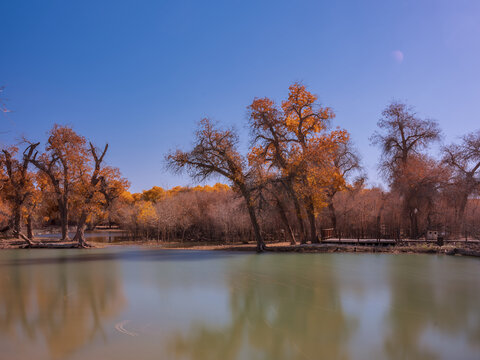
0, 249, 479, 360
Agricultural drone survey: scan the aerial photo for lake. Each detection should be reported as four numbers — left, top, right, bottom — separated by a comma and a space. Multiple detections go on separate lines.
0, 249, 479, 360
35, 231, 130, 243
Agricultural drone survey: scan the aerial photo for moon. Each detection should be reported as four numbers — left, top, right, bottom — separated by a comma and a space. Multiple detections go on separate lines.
391, 50, 404, 63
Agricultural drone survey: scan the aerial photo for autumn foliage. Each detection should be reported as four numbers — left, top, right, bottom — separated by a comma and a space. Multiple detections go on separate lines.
1, 84, 479, 247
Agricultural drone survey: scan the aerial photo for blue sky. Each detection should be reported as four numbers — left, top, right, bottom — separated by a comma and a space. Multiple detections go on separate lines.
1, 0, 479, 193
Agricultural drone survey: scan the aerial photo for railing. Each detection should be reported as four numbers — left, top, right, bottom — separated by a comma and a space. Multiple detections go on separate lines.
321, 228, 335, 240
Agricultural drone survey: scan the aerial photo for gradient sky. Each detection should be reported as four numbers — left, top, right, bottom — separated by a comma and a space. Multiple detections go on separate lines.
1, 0, 479, 193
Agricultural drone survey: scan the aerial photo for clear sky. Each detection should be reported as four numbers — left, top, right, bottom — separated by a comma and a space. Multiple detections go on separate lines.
1, 0, 479, 193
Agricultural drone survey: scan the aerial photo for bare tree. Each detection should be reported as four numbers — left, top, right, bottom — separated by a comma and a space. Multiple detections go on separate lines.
0, 144, 38, 245
0, 144, 38, 244
371, 101, 441, 173
167, 118, 266, 252
371, 101, 441, 238
0, 86, 10, 115
442, 130, 480, 228
325, 139, 362, 233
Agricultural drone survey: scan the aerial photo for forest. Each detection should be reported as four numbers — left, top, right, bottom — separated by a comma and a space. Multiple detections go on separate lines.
1, 83, 479, 251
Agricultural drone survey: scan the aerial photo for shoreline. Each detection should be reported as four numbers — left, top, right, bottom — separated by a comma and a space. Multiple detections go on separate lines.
161, 241, 480, 257
2, 238, 480, 257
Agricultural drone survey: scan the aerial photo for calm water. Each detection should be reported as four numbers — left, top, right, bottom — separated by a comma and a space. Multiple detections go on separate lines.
35, 231, 130, 243
0, 249, 479, 360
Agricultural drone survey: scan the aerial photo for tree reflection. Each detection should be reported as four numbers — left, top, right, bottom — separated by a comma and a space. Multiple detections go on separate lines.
0, 253, 125, 359
383, 256, 480, 359
169, 255, 356, 360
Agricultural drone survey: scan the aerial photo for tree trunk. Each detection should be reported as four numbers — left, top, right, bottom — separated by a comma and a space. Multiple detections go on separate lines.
275, 198, 296, 245
13, 204, 21, 238
15, 231, 34, 246
376, 197, 385, 240
306, 197, 319, 243
409, 209, 418, 239
73, 211, 88, 247
327, 200, 337, 233
456, 192, 468, 236
284, 181, 306, 243
241, 188, 265, 252
60, 203, 70, 241
26, 214, 34, 240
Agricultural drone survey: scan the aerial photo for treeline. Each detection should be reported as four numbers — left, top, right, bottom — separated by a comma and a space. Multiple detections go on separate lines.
1, 83, 479, 250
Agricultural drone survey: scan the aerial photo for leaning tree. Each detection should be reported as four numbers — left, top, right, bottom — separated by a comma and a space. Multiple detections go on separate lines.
167, 118, 266, 252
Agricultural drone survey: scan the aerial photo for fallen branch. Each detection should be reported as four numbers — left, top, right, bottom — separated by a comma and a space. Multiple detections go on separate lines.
12, 231, 93, 249
13, 231, 33, 246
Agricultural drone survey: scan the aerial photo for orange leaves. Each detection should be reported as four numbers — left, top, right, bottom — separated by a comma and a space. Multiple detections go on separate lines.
281, 83, 334, 141
283, 83, 318, 109
142, 186, 166, 203
134, 183, 232, 204
248, 97, 279, 132
47, 124, 90, 175
120, 190, 135, 203
212, 183, 230, 192
135, 200, 157, 225
247, 82, 353, 215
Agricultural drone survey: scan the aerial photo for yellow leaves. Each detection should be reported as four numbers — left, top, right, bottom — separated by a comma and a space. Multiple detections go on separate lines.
47, 124, 90, 172
192, 183, 230, 192
132, 193, 143, 202
134, 183, 232, 204
212, 183, 230, 192
135, 201, 157, 225
284, 83, 318, 108
168, 186, 185, 196
142, 186, 165, 203
247, 84, 354, 217
120, 190, 135, 203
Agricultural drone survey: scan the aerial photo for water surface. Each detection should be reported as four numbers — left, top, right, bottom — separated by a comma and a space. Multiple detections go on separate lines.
0, 249, 479, 360
35, 230, 129, 243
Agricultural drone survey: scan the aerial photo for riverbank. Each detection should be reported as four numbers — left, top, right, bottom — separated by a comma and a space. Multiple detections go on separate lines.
160, 241, 480, 257
2, 237, 480, 257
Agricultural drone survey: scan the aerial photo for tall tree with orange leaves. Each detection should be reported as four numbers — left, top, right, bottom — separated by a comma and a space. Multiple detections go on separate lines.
29, 125, 90, 241
70, 142, 109, 246
249, 83, 351, 243
248, 96, 307, 243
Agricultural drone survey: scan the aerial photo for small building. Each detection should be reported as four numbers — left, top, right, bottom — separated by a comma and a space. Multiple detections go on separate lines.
426, 230, 438, 241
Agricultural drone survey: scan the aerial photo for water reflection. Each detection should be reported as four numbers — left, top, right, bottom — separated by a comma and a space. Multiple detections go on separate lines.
166, 254, 480, 360
0, 250, 125, 359
383, 256, 480, 360
169, 255, 357, 360
0, 250, 479, 360
35, 231, 130, 243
